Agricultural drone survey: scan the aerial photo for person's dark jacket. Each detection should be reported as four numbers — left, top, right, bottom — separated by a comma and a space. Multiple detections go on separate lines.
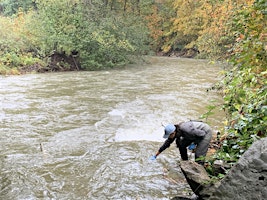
158, 121, 211, 153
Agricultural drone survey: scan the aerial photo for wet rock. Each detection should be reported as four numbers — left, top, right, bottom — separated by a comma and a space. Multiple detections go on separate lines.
179, 161, 219, 199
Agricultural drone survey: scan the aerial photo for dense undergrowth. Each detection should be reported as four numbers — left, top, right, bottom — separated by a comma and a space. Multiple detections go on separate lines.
203, 0, 267, 177
0, 0, 151, 75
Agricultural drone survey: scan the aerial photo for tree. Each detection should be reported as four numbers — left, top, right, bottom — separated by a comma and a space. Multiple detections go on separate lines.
27, 0, 150, 70
0, 0, 36, 16
161, 0, 204, 53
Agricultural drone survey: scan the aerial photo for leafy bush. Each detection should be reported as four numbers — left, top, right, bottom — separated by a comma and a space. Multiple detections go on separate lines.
207, 0, 267, 173
27, 0, 150, 70
0, 12, 44, 74
0, 0, 35, 16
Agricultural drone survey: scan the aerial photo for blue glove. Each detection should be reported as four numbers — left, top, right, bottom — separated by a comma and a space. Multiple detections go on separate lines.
149, 155, 157, 160
188, 143, 196, 150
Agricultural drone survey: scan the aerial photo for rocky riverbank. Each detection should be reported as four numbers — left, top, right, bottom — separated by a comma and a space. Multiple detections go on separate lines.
172, 137, 267, 200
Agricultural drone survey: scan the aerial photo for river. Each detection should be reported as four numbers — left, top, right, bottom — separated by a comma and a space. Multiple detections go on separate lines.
0, 57, 224, 200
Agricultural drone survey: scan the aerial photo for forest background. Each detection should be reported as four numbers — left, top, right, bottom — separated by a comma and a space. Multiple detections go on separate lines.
0, 0, 266, 178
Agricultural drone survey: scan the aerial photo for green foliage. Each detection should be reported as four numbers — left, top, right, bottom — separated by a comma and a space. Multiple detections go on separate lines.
0, 0, 150, 73
28, 0, 150, 70
0, 13, 44, 74
207, 0, 267, 173
140, 0, 174, 52
0, 0, 35, 16
200, 100, 218, 121
76, 14, 149, 70
29, 0, 82, 55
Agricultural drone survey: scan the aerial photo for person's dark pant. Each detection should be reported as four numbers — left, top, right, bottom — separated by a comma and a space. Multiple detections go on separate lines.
195, 130, 212, 161
178, 129, 212, 165
178, 138, 192, 161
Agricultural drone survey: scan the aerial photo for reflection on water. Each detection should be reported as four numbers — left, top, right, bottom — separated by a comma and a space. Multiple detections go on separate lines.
0, 57, 224, 199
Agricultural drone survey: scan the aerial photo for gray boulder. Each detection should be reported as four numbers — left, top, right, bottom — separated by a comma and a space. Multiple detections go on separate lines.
176, 137, 267, 200
179, 161, 219, 199
180, 161, 210, 196
208, 137, 267, 200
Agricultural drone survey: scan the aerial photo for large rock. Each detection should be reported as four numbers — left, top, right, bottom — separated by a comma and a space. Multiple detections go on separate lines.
208, 137, 267, 200
179, 161, 219, 199
176, 137, 267, 200
180, 161, 210, 196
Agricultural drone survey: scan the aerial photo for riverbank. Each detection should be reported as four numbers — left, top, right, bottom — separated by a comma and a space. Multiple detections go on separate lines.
0, 48, 201, 75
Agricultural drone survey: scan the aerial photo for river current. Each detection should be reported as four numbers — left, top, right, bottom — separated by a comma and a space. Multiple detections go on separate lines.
0, 57, 224, 200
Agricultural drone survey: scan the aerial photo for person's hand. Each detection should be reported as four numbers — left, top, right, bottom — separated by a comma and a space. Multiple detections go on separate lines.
188, 143, 196, 150
149, 155, 157, 160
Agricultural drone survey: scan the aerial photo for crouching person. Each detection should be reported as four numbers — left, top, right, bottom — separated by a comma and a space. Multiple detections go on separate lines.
151, 121, 212, 165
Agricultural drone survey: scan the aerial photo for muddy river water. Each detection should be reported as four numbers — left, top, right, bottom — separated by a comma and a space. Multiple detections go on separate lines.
0, 57, 224, 200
